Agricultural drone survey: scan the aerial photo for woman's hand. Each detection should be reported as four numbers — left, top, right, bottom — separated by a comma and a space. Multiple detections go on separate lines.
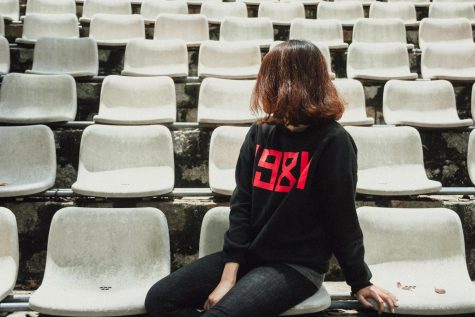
203, 280, 235, 311
356, 284, 398, 314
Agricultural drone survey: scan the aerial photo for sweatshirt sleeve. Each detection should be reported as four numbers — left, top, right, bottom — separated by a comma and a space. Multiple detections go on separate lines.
222, 125, 256, 264
317, 129, 373, 295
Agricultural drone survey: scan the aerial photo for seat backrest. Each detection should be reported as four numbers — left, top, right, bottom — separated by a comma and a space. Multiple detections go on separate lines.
78, 124, 174, 173
199, 41, 261, 68
32, 37, 98, 76
419, 18, 473, 49
0, 73, 76, 123
429, 3, 475, 19
0, 0, 19, 21
26, 0, 76, 15
198, 207, 230, 258
388, 0, 429, 3
333, 79, 367, 117
345, 126, 424, 170
154, 14, 209, 42
209, 126, 249, 170
200, 1, 247, 21
353, 18, 407, 44
219, 17, 273, 42
369, 2, 416, 22
468, 129, 475, 185
317, 2, 364, 21
82, 0, 131, 19
44, 207, 170, 285
357, 207, 466, 265
421, 43, 475, 72
22, 13, 79, 41
348, 42, 410, 70
258, 2, 305, 22
89, 13, 145, 42
141, 0, 188, 21
0, 36, 10, 74
290, 18, 344, 43
0, 207, 18, 301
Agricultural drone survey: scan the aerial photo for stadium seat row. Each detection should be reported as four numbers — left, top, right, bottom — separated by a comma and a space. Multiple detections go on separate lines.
1, 205, 474, 315
1, 124, 475, 198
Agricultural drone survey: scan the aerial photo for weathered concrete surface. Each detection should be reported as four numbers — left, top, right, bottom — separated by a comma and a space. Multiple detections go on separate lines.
0, 196, 474, 290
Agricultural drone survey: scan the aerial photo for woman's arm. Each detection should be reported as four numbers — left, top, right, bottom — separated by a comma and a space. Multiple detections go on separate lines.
204, 262, 240, 310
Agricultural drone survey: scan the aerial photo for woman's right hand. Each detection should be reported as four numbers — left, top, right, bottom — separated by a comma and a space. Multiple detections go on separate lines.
203, 280, 235, 311
356, 284, 398, 314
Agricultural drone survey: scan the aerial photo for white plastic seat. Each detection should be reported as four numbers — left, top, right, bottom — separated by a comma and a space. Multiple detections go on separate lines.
219, 17, 274, 48
257, 2, 305, 26
347, 42, 418, 80
0, 73, 77, 124
369, 2, 418, 26
198, 41, 261, 79
419, 18, 473, 50
80, 0, 132, 24
188, 0, 222, 6
289, 19, 348, 50
94, 75, 176, 124
16, 13, 79, 45
345, 126, 441, 195
0, 207, 18, 303
353, 18, 413, 50
383, 79, 473, 128
197, 78, 256, 124
357, 206, 475, 315
388, 0, 429, 8
0, 125, 56, 197
316, 2, 364, 27
29, 207, 171, 317
89, 14, 145, 46
0, 0, 19, 22
140, 0, 188, 23
209, 126, 249, 195
122, 39, 188, 77
200, 1, 247, 24
433, 0, 475, 2
0, 36, 9, 74
468, 128, 475, 185
199, 207, 332, 316
0, 17, 4, 37
27, 37, 98, 77
334, 0, 375, 6
421, 43, 475, 81
72, 125, 174, 198
25, 0, 76, 15
154, 14, 209, 47
237, 0, 274, 5
333, 79, 374, 125
429, 3, 475, 24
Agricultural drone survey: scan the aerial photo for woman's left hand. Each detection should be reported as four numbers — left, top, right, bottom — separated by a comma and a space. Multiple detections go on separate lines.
356, 284, 398, 314
203, 280, 235, 311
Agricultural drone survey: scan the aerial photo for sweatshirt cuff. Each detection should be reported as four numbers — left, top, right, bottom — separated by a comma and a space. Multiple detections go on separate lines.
350, 281, 373, 297
222, 250, 247, 265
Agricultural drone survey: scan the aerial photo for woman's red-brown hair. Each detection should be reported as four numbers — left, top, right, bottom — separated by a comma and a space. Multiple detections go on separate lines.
251, 40, 344, 126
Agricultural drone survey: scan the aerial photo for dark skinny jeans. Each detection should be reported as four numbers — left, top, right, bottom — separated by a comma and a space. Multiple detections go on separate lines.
145, 252, 318, 317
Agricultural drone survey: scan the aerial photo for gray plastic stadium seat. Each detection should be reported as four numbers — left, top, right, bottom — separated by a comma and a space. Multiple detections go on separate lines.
357, 206, 475, 315
421, 43, 475, 81
89, 14, 145, 46
429, 3, 475, 24
345, 126, 441, 195
0, 207, 18, 303
25, 0, 76, 15
369, 2, 418, 26
94, 75, 176, 124
140, 0, 188, 24
16, 13, 79, 45
27, 37, 98, 77
388, 0, 429, 8
219, 17, 274, 48
317, 2, 364, 27
468, 129, 475, 185
209, 126, 249, 195
333, 79, 374, 126
0, 0, 19, 22
200, 1, 247, 24
199, 207, 332, 316
352, 18, 414, 50
0, 36, 9, 74
72, 125, 174, 198
0, 125, 56, 197
197, 77, 256, 124
347, 42, 418, 80
29, 207, 171, 317
80, 0, 132, 24
419, 18, 473, 50
258, 1, 305, 26
154, 14, 209, 47
289, 19, 348, 50
0, 73, 77, 124
122, 39, 188, 77
198, 41, 261, 79
383, 79, 473, 128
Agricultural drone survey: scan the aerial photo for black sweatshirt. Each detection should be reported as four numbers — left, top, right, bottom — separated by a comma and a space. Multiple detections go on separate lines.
222, 120, 373, 295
